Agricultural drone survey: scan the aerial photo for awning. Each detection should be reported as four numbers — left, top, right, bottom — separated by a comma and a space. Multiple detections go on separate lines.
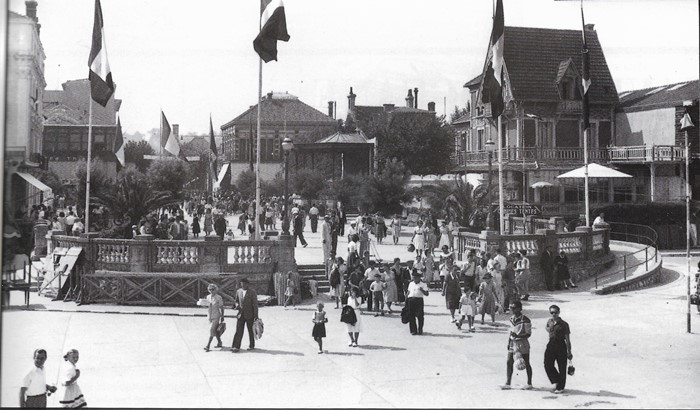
15, 172, 53, 194
556, 163, 633, 179
213, 163, 230, 191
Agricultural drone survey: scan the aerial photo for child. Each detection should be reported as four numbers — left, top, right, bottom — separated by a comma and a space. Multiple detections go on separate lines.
439, 245, 454, 288
369, 273, 386, 316
225, 228, 235, 240
312, 302, 328, 354
457, 290, 478, 332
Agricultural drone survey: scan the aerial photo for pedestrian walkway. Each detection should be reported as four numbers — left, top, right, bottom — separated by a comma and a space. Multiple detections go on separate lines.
2, 256, 698, 408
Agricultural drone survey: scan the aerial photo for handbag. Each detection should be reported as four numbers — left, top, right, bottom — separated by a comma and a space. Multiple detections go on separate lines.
690, 293, 700, 305
514, 351, 527, 371
216, 321, 226, 337
567, 359, 575, 376
407, 243, 415, 253
253, 318, 264, 340
401, 305, 410, 324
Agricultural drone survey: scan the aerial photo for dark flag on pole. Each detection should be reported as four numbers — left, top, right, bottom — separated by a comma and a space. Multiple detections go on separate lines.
209, 115, 218, 187
114, 116, 124, 166
481, 0, 505, 120
160, 111, 172, 151
680, 108, 695, 131
253, 0, 290, 62
88, 0, 115, 107
581, 6, 591, 133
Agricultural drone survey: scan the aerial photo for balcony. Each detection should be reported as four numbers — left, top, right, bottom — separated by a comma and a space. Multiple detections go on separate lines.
453, 145, 686, 169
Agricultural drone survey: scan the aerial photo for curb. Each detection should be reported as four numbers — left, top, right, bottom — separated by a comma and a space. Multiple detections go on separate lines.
2, 306, 209, 317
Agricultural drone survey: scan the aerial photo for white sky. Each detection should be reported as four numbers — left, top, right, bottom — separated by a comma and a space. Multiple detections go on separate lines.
8, 0, 699, 136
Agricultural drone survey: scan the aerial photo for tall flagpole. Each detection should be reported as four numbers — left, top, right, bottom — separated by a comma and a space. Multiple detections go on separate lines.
255, 58, 263, 240
498, 115, 505, 235
84, 98, 93, 233
582, 0, 591, 227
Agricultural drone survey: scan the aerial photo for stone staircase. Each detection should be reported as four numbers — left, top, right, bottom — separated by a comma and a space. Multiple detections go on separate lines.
297, 264, 330, 294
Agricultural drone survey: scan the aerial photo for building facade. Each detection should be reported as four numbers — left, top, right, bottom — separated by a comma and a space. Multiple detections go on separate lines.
42, 79, 122, 186
220, 92, 337, 186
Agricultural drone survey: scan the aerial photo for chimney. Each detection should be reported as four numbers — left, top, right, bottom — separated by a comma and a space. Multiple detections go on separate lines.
328, 101, 334, 118
347, 87, 356, 113
585, 24, 595, 30
427, 102, 436, 112
173, 124, 180, 140
413, 88, 419, 109
406, 89, 414, 108
25, 1, 40, 34
383, 104, 395, 112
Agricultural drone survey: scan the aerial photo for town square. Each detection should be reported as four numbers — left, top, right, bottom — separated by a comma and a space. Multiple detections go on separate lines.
2, 0, 699, 408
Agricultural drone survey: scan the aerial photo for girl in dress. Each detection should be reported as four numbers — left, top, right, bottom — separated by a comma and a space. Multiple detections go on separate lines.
478, 272, 500, 325
555, 250, 577, 289
438, 245, 454, 288
203, 208, 213, 236
204, 283, 224, 351
438, 220, 451, 250
411, 220, 426, 258
423, 248, 435, 287
57, 349, 86, 408
284, 271, 296, 309
383, 264, 398, 313
191, 216, 201, 238
312, 302, 328, 354
390, 214, 402, 245
375, 213, 386, 244
345, 288, 363, 347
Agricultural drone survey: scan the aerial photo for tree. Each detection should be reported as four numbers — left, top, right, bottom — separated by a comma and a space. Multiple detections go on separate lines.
450, 105, 470, 123
92, 165, 173, 236
236, 170, 256, 199
321, 175, 364, 211
364, 158, 412, 214
291, 169, 327, 200
75, 159, 114, 216
417, 178, 478, 229
262, 173, 285, 198
376, 115, 454, 175
124, 140, 155, 172
146, 159, 189, 203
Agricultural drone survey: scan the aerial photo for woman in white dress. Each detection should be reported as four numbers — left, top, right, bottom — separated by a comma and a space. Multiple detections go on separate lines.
345, 288, 363, 347
438, 220, 451, 250
411, 220, 426, 258
383, 263, 398, 312
57, 349, 86, 408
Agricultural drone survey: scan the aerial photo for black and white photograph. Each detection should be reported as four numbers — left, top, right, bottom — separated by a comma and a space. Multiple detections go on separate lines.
1, 0, 699, 407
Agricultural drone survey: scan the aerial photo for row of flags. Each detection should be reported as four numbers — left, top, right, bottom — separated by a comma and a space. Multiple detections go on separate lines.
87, 0, 289, 168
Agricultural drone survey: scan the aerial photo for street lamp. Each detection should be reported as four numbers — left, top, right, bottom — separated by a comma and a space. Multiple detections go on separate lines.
485, 137, 496, 231
281, 137, 294, 236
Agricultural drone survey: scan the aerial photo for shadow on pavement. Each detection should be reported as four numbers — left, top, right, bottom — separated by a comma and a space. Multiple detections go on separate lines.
1, 304, 47, 311
420, 332, 472, 339
555, 389, 636, 399
244, 348, 306, 356
323, 351, 365, 356
357, 344, 407, 351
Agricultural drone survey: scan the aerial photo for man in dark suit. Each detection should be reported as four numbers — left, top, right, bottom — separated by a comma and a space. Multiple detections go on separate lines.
232, 278, 258, 352
539, 246, 556, 291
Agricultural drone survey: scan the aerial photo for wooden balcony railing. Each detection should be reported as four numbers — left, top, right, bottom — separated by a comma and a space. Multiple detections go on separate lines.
454, 145, 686, 167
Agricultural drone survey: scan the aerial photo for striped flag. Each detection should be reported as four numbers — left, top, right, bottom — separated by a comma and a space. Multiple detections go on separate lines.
209, 115, 218, 175
88, 0, 115, 107
160, 111, 181, 157
253, 0, 290, 62
581, 6, 591, 133
114, 116, 124, 166
680, 108, 695, 131
482, 0, 505, 120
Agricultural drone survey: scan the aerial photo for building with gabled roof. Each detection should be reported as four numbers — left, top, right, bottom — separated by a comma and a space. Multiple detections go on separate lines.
220, 91, 337, 186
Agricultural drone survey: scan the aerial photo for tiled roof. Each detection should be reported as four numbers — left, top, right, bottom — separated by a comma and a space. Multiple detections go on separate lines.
452, 114, 470, 125
222, 92, 336, 128
618, 80, 699, 110
501, 26, 618, 104
464, 74, 483, 89
317, 130, 370, 144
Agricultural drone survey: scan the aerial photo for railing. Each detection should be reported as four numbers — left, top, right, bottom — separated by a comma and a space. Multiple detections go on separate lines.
590, 222, 659, 289
457, 145, 686, 166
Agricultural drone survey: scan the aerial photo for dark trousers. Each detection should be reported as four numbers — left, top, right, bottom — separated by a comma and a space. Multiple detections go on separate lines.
365, 288, 373, 311
25, 394, 47, 408
232, 317, 255, 349
331, 234, 338, 257
544, 343, 568, 390
407, 297, 424, 334
310, 216, 318, 233
543, 268, 555, 291
293, 230, 307, 247
462, 275, 476, 293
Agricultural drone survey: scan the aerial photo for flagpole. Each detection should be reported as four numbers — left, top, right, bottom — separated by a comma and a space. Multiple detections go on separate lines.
85, 98, 93, 233
582, 0, 591, 227
498, 115, 505, 235
159, 108, 163, 158
686, 124, 691, 333
255, 56, 263, 240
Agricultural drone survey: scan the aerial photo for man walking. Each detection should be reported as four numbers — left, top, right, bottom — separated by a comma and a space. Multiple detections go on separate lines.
406, 271, 429, 335
540, 246, 556, 291
544, 304, 573, 393
501, 301, 533, 390
232, 278, 259, 352
292, 209, 308, 248
309, 203, 320, 233
19, 349, 56, 408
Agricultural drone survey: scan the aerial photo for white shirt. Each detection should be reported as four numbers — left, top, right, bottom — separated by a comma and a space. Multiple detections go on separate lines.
21, 366, 47, 396
364, 267, 380, 281
494, 254, 508, 272
309, 206, 319, 216
65, 215, 77, 225
407, 281, 428, 298
593, 216, 604, 225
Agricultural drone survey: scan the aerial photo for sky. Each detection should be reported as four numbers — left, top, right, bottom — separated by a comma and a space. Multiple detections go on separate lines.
7, 0, 699, 137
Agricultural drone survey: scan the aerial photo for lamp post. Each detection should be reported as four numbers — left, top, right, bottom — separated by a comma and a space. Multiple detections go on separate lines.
485, 137, 496, 230
281, 137, 293, 236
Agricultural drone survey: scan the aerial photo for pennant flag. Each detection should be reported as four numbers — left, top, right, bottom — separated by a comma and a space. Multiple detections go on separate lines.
581, 6, 591, 133
160, 111, 180, 157
253, 0, 290, 63
114, 116, 124, 166
481, 0, 505, 120
88, 0, 115, 107
680, 110, 695, 131
209, 115, 218, 173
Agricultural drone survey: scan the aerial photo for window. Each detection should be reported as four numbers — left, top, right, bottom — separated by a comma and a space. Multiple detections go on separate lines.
477, 129, 484, 150
564, 188, 582, 203
69, 133, 82, 151
613, 187, 634, 203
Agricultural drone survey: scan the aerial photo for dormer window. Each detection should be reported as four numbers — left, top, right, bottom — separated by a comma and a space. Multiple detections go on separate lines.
555, 58, 582, 100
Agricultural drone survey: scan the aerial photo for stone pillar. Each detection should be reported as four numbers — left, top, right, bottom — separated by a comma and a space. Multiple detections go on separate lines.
480, 230, 500, 254
201, 236, 223, 272
130, 235, 153, 272
550, 216, 566, 233
537, 228, 557, 253
576, 226, 593, 259
32, 222, 48, 260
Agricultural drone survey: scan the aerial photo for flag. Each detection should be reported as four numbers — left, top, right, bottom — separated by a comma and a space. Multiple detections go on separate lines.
114, 116, 124, 166
482, 0, 505, 120
581, 6, 591, 133
209, 115, 218, 174
253, 0, 290, 63
160, 111, 181, 157
88, 0, 115, 107
680, 109, 695, 131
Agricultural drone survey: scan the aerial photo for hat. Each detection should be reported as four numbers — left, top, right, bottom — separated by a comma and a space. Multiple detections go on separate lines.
483, 272, 493, 280
292, 209, 299, 214
350, 221, 356, 225
411, 270, 422, 277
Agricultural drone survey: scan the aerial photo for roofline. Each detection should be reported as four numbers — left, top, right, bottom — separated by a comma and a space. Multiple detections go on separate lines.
617, 79, 698, 95
617, 101, 697, 113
